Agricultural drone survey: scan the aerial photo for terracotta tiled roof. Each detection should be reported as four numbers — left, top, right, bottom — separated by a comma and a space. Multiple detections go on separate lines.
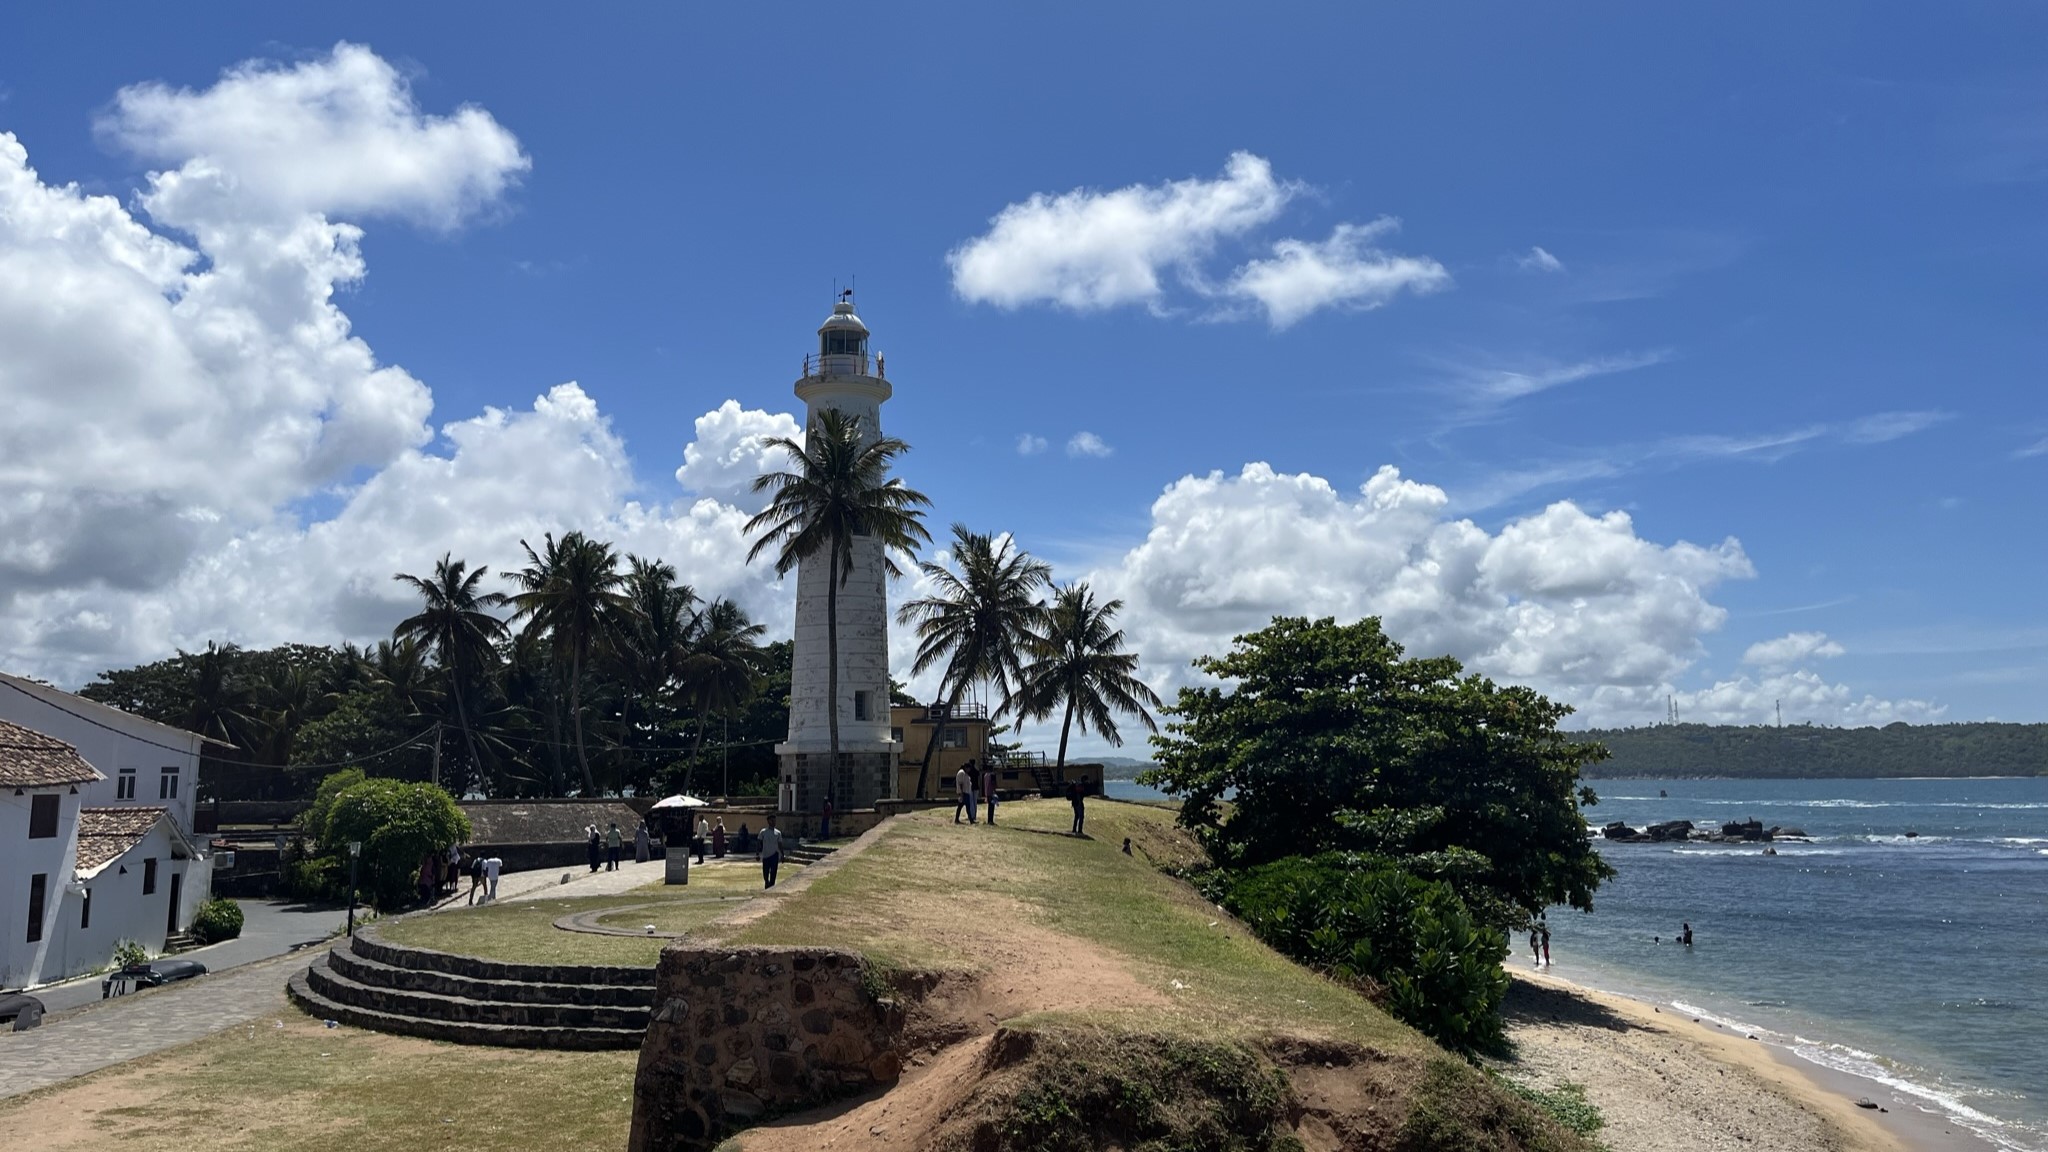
0, 718, 104, 788
75, 806, 168, 874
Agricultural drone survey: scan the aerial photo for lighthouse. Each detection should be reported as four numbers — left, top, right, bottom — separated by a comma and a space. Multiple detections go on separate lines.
774, 297, 901, 815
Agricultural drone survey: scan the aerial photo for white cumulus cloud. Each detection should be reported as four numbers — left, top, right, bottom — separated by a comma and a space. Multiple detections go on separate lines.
1016, 433, 1049, 456
1067, 432, 1114, 458
1518, 246, 1564, 272
674, 400, 802, 512
947, 151, 1292, 311
1227, 220, 1450, 328
1743, 631, 1846, 669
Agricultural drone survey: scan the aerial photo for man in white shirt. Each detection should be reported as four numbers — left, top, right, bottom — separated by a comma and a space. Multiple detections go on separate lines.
758, 817, 785, 889
955, 765, 977, 824
483, 856, 502, 902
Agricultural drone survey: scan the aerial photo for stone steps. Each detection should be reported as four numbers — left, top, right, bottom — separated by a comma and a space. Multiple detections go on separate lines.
782, 843, 837, 865
287, 965, 644, 1050
286, 926, 657, 1050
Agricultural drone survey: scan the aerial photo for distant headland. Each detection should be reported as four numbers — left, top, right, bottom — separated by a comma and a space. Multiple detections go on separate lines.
1571, 721, 2048, 779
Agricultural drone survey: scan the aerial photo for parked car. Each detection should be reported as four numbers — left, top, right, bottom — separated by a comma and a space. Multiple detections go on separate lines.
101, 959, 208, 998
0, 992, 45, 1031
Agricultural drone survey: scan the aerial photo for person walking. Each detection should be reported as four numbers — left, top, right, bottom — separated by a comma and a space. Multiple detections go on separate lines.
586, 825, 602, 873
468, 853, 485, 905
1068, 776, 1089, 836
712, 816, 727, 858
446, 842, 462, 895
483, 855, 502, 902
1681, 921, 1694, 947
954, 765, 975, 824
983, 766, 999, 826
634, 821, 651, 864
605, 822, 623, 871
759, 816, 785, 889
695, 816, 710, 864
417, 851, 438, 906
1529, 927, 1540, 963
1539, 920, 1552, 966
821, 793, 834, 840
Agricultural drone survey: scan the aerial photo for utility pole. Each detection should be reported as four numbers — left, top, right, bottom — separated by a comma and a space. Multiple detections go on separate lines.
1776, 700, 1783, 728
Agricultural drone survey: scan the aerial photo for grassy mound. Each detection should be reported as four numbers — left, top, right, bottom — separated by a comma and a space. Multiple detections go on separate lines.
714, 798, 1589, 1151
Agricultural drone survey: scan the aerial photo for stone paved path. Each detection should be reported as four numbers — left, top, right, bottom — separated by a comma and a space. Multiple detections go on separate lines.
0, 855, 761, 1099
0, 951, 305, 1100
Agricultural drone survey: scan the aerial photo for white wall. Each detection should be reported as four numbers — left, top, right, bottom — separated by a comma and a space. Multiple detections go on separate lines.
41, 821, 189, 985
0, 784, 84, 989
0, 673, 204, 834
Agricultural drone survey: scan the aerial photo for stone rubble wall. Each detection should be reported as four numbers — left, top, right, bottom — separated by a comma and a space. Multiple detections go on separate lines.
628, 945, 906, 1151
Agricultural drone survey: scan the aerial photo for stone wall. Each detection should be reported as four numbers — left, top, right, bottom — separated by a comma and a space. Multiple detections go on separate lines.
628, 946, 905, 1151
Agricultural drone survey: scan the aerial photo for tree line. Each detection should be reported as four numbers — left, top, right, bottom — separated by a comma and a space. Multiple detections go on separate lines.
1572, 721, 2048, 778
77, 412, 1165, 801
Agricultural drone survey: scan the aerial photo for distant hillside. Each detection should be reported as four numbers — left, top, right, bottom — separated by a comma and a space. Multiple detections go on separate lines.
1572, 722, 2048, 779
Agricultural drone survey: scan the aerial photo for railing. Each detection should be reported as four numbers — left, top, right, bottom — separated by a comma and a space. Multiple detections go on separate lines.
920, 701, 988, 722
801, 350, 884, 378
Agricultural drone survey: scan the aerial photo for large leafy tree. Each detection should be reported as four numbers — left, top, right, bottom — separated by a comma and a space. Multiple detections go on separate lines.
1010, 582, 1162, 772
896, 524, 1051, 798
393, 554, 509, 786
745, 409, 931, 766
505, 532, 629, 795
1141, 615, 1613, 921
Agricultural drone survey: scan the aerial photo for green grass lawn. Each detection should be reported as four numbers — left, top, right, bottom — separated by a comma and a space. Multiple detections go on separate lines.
380, 866, 767, 967
0, 1006, 637, 1152
727, 797, 1418, 1051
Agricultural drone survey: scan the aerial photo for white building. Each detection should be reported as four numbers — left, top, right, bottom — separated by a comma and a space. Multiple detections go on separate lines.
1, 674, 215, 990
774, 298, 903, 812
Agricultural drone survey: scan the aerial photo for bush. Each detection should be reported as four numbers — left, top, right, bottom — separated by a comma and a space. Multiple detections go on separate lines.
111, 939, 148, 969
282, 855, 345, 902
1213, 855, 1510, 1053
319, 777, 470, 910
190, 898, 244, 944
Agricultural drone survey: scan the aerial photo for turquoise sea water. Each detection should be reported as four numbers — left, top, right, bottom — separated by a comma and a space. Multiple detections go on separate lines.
1105, 775, 2048, 1150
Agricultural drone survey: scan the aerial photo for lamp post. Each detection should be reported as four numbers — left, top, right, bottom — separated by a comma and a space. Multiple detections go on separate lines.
346, 840, 363, 937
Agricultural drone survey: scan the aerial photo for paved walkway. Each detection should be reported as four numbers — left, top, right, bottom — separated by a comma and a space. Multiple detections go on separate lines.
0, 856, 757, 1100
29, 899, 346, 1017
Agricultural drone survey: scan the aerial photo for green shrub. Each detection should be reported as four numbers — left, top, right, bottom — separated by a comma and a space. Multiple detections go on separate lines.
319, 777, 470, 910
282, 855, 345, 902
1213, 855, 1510, 1053
1500, 1078, 1606, 1142
111, 939, 148, 969
190, 897, 244, 944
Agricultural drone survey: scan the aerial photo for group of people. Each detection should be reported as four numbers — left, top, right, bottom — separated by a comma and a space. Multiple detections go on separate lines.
417, 846, 503, 906
584, 821, 654, 873
951, 763, 1095, 836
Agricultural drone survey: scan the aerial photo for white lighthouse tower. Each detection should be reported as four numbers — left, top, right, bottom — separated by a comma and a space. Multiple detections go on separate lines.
774, 296, 901, 815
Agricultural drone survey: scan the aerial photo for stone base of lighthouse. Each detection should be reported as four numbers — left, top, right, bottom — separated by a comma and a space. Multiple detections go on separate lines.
774, 745, 896, 814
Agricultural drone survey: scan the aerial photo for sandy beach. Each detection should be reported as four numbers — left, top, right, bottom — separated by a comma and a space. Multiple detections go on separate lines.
1497, 969, 2000, 1152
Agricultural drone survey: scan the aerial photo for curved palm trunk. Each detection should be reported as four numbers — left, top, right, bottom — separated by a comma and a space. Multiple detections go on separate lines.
452, 675, 484, 795
570, 647, 597, 796
1056, 693, 1076, 772
681, 714, 709, 794
912, 677, 963, 801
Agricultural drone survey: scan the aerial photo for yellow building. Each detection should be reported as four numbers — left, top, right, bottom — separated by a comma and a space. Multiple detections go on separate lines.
891, 702, 988, 800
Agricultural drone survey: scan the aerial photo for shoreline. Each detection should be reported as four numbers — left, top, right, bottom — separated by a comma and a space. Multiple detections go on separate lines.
1507, 967, 2003, 1152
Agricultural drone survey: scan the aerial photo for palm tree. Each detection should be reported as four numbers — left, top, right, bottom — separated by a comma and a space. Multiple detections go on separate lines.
1009, 582, 1165, 772
895, 525, 1052, 798
679, 597, 767, 791
746, 409, 932, 769
505, 532, 629, 795
394, 554, 508, 785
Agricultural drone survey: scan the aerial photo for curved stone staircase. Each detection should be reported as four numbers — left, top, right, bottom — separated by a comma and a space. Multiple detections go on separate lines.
287, 925, 655, 1050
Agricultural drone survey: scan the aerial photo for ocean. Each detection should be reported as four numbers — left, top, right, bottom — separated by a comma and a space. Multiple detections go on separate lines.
1105, 775, 2048, 1150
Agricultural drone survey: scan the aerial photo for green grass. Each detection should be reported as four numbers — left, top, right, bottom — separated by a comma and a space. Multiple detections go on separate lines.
0, 1011, 637, 1152
380, 866, 766, 967
728, 797, 1414, 1049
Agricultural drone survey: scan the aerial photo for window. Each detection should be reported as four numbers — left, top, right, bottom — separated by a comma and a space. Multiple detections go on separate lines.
28, 794, 59, 839
143, 857, 158, 896
891, 727, 904, 743
822, 330, 866, 357
80, 887, 92, 931
26, 874, 47, 943
117, 768, 136, 800
159, 765, 180, 800
854, 690, 873, 722
940, 727, 968, 750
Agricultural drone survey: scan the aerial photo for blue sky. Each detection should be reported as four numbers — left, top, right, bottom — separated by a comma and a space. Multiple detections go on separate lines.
1, 4, 2043, 740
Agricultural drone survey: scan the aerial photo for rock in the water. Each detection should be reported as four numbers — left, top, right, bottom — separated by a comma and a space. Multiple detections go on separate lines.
1647, 820, 1694, 842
